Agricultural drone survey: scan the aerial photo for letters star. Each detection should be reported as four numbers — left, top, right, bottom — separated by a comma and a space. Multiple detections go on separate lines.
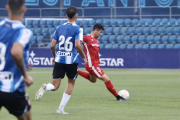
30, 51, 36, 58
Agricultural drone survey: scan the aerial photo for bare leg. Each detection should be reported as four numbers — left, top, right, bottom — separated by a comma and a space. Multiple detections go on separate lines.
17, 109, 32, 120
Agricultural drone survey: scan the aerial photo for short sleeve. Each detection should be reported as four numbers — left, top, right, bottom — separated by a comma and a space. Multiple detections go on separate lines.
14, 28, 32, 48
75, 28, 83, 41
52, 26, 59, 40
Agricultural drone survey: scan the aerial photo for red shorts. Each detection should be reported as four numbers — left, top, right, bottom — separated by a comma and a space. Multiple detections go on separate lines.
85, 65, 105, 78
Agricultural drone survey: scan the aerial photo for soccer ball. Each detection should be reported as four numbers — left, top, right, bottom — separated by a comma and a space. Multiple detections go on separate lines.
118, 90, 129, 100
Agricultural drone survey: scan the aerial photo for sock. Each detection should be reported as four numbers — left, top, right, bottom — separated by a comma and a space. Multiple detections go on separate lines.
46, 83, 55, 91
58, 93, 71, 111
105, 80, 119, 97
78, 70, 91, 82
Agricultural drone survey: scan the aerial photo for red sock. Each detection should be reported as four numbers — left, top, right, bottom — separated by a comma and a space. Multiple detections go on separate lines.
105, 80, 119, 97
78, 70, 91, 82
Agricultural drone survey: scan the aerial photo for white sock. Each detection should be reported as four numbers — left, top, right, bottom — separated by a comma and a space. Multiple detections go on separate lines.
46, 83, 55, 91
58, 93, 71, 111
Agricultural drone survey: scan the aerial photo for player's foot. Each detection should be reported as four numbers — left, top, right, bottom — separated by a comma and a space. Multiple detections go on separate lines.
116, 95, 128, 101
56, 109, 69, 114
35, 84, 46, 101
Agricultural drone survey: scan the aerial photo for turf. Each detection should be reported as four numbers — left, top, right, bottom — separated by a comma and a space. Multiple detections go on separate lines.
1, 68, 180, 120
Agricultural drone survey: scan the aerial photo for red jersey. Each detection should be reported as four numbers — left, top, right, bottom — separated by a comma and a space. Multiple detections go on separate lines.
83, 35, 100, 67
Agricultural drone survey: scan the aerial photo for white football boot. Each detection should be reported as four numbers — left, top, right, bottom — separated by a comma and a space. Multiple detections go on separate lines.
56, 109, 69, 114
35, 84, 46, 101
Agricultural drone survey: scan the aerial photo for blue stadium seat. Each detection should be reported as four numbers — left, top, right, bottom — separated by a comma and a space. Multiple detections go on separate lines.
135, 44, 142, 49
119, 44, 126, 49
153, 18, 161, 26
60, 20, 66, 25
172, 27, 180, 34
116, 35, 123, 43
132, 19, 138, 26
138, 35, 145, 43
124, 19, 131, 26
117, 19, 124, 26
96, 19, 102, 24
150, 27, 157, 35
161, 18, 168, 26
84, 27, 91, 35
142, 27, 149, 35
47, 20, 53, 27
89, 19, 95, 27
165, 44, 173, 49
127, 44, 134, 49
22, 19, 25, 25
174, 44, 180, 49
76, 20, 81, 26
40, 20, 46, 27
34, 28, 41, 35
101, 35, 108, 43
112, 27, 120, 35
47, 44, 51, 48
98, 36, 102, 42
102, 19, 110, 27
53, 20, 59, 27
176, 18, 180, 26
157, 27, 165, 34
157, 44, 165, 49
165, 27, 173, 34
112, 44, 119, 49
136, 27, 142, 35
37, 36, 43, 43
41, 28, 48, 35
105, 27, 112, 35
127, 27, 134, 35
104, 44, 112, 49
142, 44, 149, 49
110, 19, 117, 27
27, 20, 32, 27
169, 35, 176, 43
99, 44, 104, 49
162, 35, 168, 43
29, 28, 34, 34
49, 28, 55, 35
131, 35, 138, 43
55, 44, 59, 49
154, 35, 161, 43
31, 36, 36, 43
108, 35, 116, 43
177, 36, 180, 43
146, 35, 153, 43
138, 19, 146, 26
145, 19, 153, 26
120, 27, 127, 34
168, 18, 176, 26
150, 44, 157, 49
81, 20, 89, 27
124, 35, 130, 43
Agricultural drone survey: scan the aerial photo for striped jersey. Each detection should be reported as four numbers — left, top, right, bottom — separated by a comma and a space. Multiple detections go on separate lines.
52, 22, 83, 64
0, 19, 32, 93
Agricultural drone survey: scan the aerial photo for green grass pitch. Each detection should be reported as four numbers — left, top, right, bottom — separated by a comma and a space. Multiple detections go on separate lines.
1, 68, 180, 120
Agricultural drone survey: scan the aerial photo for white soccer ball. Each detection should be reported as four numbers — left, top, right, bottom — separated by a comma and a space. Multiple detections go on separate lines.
118, 90, 129, 100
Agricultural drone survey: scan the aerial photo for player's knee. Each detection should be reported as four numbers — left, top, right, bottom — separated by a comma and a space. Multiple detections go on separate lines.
91, 79, 97, 83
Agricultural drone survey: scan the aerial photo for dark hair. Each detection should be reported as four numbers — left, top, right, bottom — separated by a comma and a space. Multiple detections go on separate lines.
66, 6, 78, 19
93, 23, 105, 31
8, 0, 25, 15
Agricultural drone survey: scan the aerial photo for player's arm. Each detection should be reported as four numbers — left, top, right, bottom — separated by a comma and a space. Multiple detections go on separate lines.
50, 39, 57, 59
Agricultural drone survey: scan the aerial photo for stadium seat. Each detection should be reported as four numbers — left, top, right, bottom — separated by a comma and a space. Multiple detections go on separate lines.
60, 20, 66, 25
154, 35, 161, 43
102, 19, 110, 27
37, 36, 43, 43
117, 19, 124, 26
47, 20, 53, 27
98, 36, 102, 43
127, 27, 134, 35
104, 44, 112, 49
138, 35, 145, 43
41, 28, 48, 35
176, 18, 180, 26
89, 19, 95, 27
112, 44, 119, 49
172, 27, 180, 34
84, 27, 91, 35
127, 44, 134, 49
101, 35, 108, 43
142, 44, 149, 49
99, 44, 104, 49
153, 18, 161, 26
136, 27, 142, 35
131, 19, 138, 26
120, 27, 127, 34
31, 44, 38, 48
124, 19, 131, 26
174, 44, 180, 49
29, 28, 34, 34
110, 19, 117, 27
165, 27, 173, 34
150, 27, 157, 35
55, 44, 58, 49
169, 35, 176, 43
116, 35, 123, 43
161, 18, 168, 26
177, 36, 180, 43
165, 44, 173, 49
124, 35, 130, 43
76, 20, 81, 26
142, 27, 149, 35
138, 19, 146, 26
150, 44, 157, 49
47, 44, 51, 48
162, 35, 168, 43
40, 20, 46, 27
49, 28, 55, 35
22, 19, 25, 25
157, 27, 165, 34
168, 18, 176, 26
145, 19, 153, 26
108, 35, 116, 43
146, 35, 153, 43
119, 44, 126, 49
135, 44, 142, 49
81, 20, 89, 27
34, 28, 41, 35
157, 44, 165, 49
53, 20, 60, 27
31, 36, 36, 43
27, 20, 32, 27
112, 27, 120, 35
96, 19, 102, 24
104, 27, 112, 35
131, 35, 138, 43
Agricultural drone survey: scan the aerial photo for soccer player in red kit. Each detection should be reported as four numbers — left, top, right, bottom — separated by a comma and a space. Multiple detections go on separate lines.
78, 23, 127, 101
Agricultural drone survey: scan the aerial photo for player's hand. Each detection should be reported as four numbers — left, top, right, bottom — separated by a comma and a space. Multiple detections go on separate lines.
24, 75, 33, 87
82, 58, 87, 65
52, 58, 55, 65
28, 63, 33, 71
